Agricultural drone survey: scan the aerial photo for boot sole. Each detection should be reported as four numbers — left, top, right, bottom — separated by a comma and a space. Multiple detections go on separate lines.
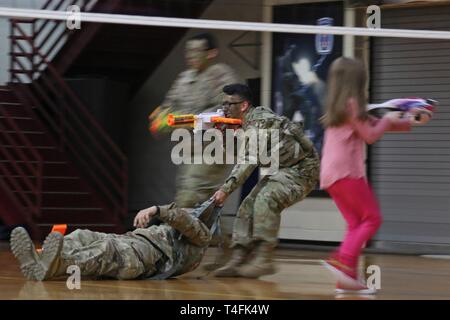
238, 266, 276, 278
213, 267, 242, 278
34, 232, 64, 281
202, 263, 222, 272
10, 227, 40, 280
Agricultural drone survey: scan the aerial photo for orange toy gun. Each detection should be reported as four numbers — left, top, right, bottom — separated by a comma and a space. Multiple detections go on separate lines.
167, 109, 242, 132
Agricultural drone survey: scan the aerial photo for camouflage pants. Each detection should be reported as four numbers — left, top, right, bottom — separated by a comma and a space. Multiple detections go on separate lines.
232, 159, 319, 248
59, 229, 162, 280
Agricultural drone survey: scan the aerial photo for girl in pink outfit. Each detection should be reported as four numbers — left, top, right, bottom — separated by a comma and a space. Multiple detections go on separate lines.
320, 57, 430, 294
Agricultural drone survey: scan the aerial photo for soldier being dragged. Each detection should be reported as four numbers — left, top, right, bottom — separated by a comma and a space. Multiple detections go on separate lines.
10, 199, 221, 281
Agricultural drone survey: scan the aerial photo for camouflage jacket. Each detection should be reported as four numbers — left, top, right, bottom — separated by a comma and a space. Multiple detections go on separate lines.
133, 203, 211, 278
162, 63, 240, 114
221, 106, 319, 195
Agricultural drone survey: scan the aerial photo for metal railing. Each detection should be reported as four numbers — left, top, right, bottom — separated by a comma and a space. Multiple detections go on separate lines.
0, 98, 43, 218
8, 0, 128, 218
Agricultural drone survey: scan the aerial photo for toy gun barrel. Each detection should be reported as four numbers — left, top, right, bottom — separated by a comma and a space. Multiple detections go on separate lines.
167, 114, 195, 126
167, 113, 242, 127
211, 116, 242, 125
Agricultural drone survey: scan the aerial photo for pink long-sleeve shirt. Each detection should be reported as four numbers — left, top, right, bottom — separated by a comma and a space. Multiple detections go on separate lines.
320, 115, 411, 189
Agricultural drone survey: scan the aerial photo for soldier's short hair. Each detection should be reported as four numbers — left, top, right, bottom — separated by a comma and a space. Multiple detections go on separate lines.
188, 32, 218, 50
223, 83, 253, 105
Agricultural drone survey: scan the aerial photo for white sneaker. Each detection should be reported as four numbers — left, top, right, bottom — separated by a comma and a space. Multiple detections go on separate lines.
321, 259, 361, 289
336, 281, 377, 295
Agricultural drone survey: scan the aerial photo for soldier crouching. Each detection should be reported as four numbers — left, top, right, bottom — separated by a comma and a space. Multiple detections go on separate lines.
212, 84, 320, 278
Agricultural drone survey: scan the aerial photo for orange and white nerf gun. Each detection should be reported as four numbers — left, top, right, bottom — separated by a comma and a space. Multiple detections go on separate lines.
167, 109, 242, 132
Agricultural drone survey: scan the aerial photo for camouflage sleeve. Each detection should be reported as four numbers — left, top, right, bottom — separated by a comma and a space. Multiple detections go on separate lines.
161, 72, 184, 109
220, 120, 259, 194
157, 203, 211, 247
220, 163, 258, 195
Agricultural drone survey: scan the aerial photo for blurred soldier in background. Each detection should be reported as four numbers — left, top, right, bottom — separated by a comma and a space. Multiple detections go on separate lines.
155, 32, 241, 270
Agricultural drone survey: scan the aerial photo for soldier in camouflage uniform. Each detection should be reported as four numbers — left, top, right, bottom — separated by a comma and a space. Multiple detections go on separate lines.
160, 32, 239, 207
158, 33, 240, 269
212, 84, 320, 278
10, 200, 220, 281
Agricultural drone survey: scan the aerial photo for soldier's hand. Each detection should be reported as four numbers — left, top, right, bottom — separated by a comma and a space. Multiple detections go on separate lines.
212, 190, 228, 207
133, 206, 157, 228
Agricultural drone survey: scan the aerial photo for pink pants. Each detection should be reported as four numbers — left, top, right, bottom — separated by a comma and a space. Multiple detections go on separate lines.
327, 178, 383, 268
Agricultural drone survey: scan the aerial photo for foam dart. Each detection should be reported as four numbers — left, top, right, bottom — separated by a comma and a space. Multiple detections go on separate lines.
51, 224, 67, 235
167, 114, 195, 126
211, 116, 242, 125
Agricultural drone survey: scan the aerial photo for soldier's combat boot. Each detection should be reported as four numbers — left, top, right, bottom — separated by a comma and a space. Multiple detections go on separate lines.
10, 227, 41, 280
34, 232, 64, 281
238, 241, 276, 278
202, 234, 232, 271
213, 245, 248, 277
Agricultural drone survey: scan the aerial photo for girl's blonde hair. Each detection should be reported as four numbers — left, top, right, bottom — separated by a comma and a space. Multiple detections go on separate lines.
321, 57, 368, 127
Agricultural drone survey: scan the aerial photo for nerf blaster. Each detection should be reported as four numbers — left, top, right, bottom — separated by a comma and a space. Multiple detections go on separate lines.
167, 109, 242, 132
368, 98, 437, 121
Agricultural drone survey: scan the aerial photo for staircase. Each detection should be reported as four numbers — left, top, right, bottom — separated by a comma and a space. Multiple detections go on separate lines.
0, 87, 41, 238
0, 0, 128, 238
0, 83, 126, 237
0, 0, 213, 238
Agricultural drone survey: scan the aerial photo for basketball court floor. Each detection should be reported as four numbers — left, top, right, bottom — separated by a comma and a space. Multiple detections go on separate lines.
1, 242, 449, 300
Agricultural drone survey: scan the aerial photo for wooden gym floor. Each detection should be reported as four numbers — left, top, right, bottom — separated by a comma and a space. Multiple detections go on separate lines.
1, 242, 450, 300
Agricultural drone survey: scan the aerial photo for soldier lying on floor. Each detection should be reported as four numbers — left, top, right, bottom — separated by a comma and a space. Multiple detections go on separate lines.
10, 199, 221, 281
